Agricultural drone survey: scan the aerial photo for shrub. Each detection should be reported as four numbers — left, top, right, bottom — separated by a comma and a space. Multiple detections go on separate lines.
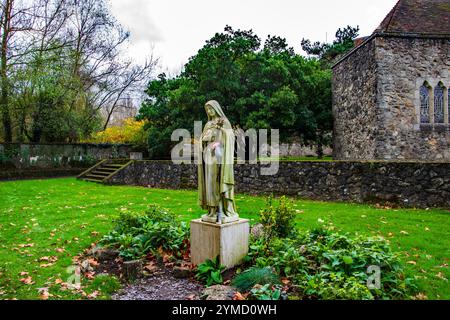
86, 118, 148, 148
232, 267, 280, 292
259, 196, 296, 239
195, 256, 226, 286
303, 273, 373, 300
100, 205, 189, 261
244, 225, 416, 300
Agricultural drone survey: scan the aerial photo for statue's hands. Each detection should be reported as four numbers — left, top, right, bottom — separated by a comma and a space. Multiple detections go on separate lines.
214, 118, 225, 128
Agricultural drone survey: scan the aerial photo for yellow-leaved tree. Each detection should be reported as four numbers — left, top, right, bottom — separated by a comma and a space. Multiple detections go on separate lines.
87, 118, 148, 148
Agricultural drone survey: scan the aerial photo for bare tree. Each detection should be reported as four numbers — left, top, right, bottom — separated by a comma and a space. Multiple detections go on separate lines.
1, 0, 157, 143
64, 0, 157, 130
0, 0, 36, 142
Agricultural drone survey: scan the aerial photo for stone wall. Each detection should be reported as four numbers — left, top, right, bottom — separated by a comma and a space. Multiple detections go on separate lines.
333, 35, 450, 161
278, 143, 332, 158
375, 37, 450, 161
0, 143, 134, 170
107, 161, 450, 209
332, 37, 379, 160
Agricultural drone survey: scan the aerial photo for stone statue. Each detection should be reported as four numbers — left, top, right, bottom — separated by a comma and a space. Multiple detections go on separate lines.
197, 100, 239, 224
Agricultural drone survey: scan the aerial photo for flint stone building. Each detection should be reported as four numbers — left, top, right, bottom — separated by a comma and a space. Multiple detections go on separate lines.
333, 0, 450, 161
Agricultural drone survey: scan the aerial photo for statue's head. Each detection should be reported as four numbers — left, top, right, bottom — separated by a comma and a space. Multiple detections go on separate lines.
205, 100, 226, 120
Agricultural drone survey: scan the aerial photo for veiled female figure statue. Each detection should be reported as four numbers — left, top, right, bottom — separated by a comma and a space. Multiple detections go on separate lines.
197, 100, 239, 224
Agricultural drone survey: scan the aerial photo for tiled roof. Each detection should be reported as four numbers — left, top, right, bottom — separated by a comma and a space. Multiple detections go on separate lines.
375, 0, 450, 36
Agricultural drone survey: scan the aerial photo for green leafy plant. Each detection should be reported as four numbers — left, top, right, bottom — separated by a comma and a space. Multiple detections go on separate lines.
302, 273, 373, 300
100, 204, 189, 260
259, 196, 296, 239
244, 225, 416, 300
232, 267, 281, 292
250, 284, 282, 300
195, 256, 226, 286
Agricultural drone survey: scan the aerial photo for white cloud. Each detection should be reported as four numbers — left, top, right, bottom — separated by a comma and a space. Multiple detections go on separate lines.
110, 0, 399, 71
110, 0, 163, 44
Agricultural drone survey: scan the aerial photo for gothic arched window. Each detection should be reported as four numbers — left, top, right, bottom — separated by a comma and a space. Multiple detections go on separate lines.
420, 83, 430, 123
434, 83, 445, 124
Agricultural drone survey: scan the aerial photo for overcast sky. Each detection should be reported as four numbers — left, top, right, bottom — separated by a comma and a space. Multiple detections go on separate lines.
110, 0, 398, 74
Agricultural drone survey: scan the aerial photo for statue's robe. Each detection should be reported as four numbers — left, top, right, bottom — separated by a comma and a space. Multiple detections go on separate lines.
197, 116, 236, 216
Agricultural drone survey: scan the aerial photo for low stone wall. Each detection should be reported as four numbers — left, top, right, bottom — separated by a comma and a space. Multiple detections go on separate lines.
107, 161, 450, 209
0, 168, 84, 181
0, 143, 135, 170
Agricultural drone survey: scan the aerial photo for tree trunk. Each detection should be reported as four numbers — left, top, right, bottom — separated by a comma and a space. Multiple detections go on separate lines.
317, 142, 324, 159
1, 0, 12, 143
317, 132, 324, 159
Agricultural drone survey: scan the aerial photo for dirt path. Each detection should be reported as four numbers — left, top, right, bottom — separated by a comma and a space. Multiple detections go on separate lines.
112, 265, 204, 300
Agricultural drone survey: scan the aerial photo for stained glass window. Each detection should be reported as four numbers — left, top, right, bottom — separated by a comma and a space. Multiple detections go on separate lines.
420, 84, 430, 124
434, 83, 445, 124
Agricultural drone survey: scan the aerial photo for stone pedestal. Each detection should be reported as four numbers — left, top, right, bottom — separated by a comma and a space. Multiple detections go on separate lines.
190, 219, 250, 269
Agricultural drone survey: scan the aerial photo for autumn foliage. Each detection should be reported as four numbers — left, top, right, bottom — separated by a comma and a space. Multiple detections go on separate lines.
87, 118, 148, 147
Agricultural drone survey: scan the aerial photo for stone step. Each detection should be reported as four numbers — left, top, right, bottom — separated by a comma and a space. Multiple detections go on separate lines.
91, 171, 110, 177
86, 174, 107, 180
97, 167, 117, 172
103, 164, 124, 168
82, 178, 103, 183
80, 160, 131, 184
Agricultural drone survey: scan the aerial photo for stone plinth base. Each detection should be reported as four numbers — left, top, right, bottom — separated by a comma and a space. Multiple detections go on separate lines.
201, 214, 239, 224
190, 219, 249, 269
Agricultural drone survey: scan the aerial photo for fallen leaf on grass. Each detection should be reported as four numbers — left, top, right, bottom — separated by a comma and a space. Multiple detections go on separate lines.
400, 231, 409, 235
19, 271, 29, 276
40, 263, 55, 268
436, 272, 448, 281
39, 256, 58, 263
412, 293, 428, 300
54, 279, 64, 285
20, 276, 34, 285
407, 261, 417, 265
55, 248, 65, 253
18, 243, 34, 248
38, 287, 52, 300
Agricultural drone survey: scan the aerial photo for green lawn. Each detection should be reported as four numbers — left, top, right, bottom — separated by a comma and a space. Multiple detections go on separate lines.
0, 178, 448, 300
